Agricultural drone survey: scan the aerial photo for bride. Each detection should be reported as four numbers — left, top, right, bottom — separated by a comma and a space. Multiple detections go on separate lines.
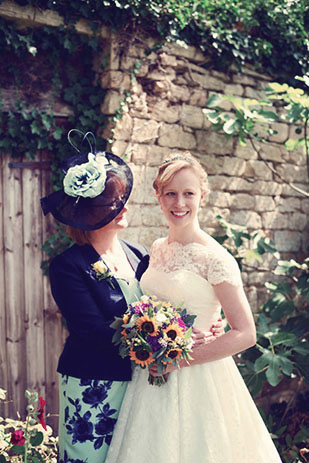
106, 153, 282, 463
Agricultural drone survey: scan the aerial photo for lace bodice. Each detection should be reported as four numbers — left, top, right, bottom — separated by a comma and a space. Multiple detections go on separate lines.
149, 236, 242, 286
140, 236, 243, 333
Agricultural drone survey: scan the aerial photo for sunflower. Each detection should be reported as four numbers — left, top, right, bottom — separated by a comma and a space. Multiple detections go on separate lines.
165, 348, 182, 361
137, 315, 158, 336
163, 323, 184, 341
129, 348, 154, 367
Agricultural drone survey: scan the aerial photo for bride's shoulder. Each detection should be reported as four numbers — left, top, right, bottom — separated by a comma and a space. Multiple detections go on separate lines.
150, 237, 167, 253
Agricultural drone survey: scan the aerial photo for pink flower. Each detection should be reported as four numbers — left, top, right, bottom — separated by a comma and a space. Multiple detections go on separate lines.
37, 397, 47, 430
10, 429, 25, 446
177, 318, 186, 332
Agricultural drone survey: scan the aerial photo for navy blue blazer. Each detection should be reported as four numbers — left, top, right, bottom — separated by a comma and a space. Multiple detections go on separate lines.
49, 240, 149, 381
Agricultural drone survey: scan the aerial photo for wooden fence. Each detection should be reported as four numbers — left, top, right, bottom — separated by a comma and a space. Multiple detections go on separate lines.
0, 152, 67, 433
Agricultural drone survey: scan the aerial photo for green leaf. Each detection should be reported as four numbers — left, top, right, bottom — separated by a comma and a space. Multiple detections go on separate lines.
223, 118, 237, 134
268, 332, 298, 347
11, 444, 25, 455
30, 431, 44, 446
205, 94, 222, 108
0, 455, 7, 463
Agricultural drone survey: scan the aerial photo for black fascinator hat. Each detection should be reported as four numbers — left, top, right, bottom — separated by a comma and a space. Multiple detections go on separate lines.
40, 130, 133, 231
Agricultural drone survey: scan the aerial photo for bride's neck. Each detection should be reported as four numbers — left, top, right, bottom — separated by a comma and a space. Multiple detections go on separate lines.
168, 223, 203, 245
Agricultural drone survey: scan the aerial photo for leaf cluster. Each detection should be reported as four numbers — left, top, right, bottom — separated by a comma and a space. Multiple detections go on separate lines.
214, 216, 309, 462
8, 0, 309, 80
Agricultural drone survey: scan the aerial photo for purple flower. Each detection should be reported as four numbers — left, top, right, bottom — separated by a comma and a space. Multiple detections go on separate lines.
147, 335, 162, 352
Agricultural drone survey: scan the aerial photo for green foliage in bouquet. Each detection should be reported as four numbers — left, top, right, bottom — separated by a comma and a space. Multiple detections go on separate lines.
0, 389, 57, 463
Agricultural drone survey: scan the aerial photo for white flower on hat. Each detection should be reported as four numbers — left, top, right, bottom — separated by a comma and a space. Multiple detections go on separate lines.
63, 152, 108, 198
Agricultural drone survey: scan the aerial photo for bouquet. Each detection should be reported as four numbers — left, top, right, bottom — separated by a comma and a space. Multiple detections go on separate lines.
111, 295, 196, 386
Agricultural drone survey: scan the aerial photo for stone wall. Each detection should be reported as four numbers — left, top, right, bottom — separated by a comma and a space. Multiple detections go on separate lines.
101, 37, 309, 309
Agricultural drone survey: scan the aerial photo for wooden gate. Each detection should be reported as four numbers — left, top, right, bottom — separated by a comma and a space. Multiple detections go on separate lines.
0, 152, 67, 433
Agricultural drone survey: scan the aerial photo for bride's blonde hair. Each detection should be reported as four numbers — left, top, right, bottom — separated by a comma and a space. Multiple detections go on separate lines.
153, 152, 209, 197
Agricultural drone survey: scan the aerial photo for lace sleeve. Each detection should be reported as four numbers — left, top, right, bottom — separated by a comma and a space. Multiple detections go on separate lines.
206, 245, 243, 287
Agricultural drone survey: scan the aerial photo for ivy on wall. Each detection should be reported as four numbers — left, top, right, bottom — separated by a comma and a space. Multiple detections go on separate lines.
0, 17, 107, 188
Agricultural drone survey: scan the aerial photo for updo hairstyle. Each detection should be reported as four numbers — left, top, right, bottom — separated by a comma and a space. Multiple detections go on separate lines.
153, 152, 209, 197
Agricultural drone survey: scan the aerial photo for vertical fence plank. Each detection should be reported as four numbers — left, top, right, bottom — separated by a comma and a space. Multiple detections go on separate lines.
0, 154, 9, 418
41, 151, 67, 433
23, 157, 46, 401
3, 155, 26, 418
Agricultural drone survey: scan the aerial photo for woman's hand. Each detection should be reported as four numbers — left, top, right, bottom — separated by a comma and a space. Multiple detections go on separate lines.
192, 318, 224, 347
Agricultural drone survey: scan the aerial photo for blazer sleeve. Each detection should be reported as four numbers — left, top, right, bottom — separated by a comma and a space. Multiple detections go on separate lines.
49, 253, 118, 344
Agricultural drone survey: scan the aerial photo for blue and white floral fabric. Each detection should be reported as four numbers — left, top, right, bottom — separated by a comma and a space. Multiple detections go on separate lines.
58, 374, 128, 463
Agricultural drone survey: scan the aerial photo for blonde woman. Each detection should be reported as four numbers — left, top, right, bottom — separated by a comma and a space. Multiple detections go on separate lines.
106, 153, 282, 463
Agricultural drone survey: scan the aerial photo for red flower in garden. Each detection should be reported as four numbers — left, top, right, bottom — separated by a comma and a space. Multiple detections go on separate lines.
10, 429, 26, 446
37, 396, 47, 430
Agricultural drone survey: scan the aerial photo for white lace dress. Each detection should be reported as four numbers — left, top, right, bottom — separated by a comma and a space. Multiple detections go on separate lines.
106, 236, 282, 463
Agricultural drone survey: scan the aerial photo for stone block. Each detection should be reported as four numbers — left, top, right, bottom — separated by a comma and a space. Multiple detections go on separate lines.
209, 175, 253, 192
168, 84, 191, 103
224, 83, 244, 96
259, 144, 283, 162
147, 68, 176, 81
230, 193, 255, 210
208, 191, 231, 207
101, 90, 122, 115
200, 154, 224, 176
282, 148, 305, 165
234, 144, 258, 160
252, 180, 283, 196
132, 118, 160, 144
139, 227, 166, 250
180, 104, 204, 129
101, 71, 130, 90
220, 157, 246, 176
276, 196, 301, 213
288, 212, 308, 231
186, 72, 225, 91
281, 183, 308, 197
148, 100, 180, 123
255, 196, 276, 212
159, 52, 177, 67
196, 131, 234, 155
111, 140, 130, 159
113, 113, 133, 140
158, 124, 196, 149
244, 87, 265, 99
125, 203, 143, 226
276, 164, 308, 183
142, 205, 167, 226
268, 122, 289, 144
245, 160, 273, 180
232, 73, 257, 86
273, 231, 302, 252
301, 198, 309, 214
199, 207, 230, 227
229, 210, 262, 229
189, 89, 208, 107
261, 212, 288, 229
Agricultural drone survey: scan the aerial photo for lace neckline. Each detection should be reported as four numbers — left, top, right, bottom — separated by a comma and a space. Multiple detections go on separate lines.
163, 237, 209, 250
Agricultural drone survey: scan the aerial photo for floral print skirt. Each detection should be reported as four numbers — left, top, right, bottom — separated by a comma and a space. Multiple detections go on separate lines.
58, 373, 128, 463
